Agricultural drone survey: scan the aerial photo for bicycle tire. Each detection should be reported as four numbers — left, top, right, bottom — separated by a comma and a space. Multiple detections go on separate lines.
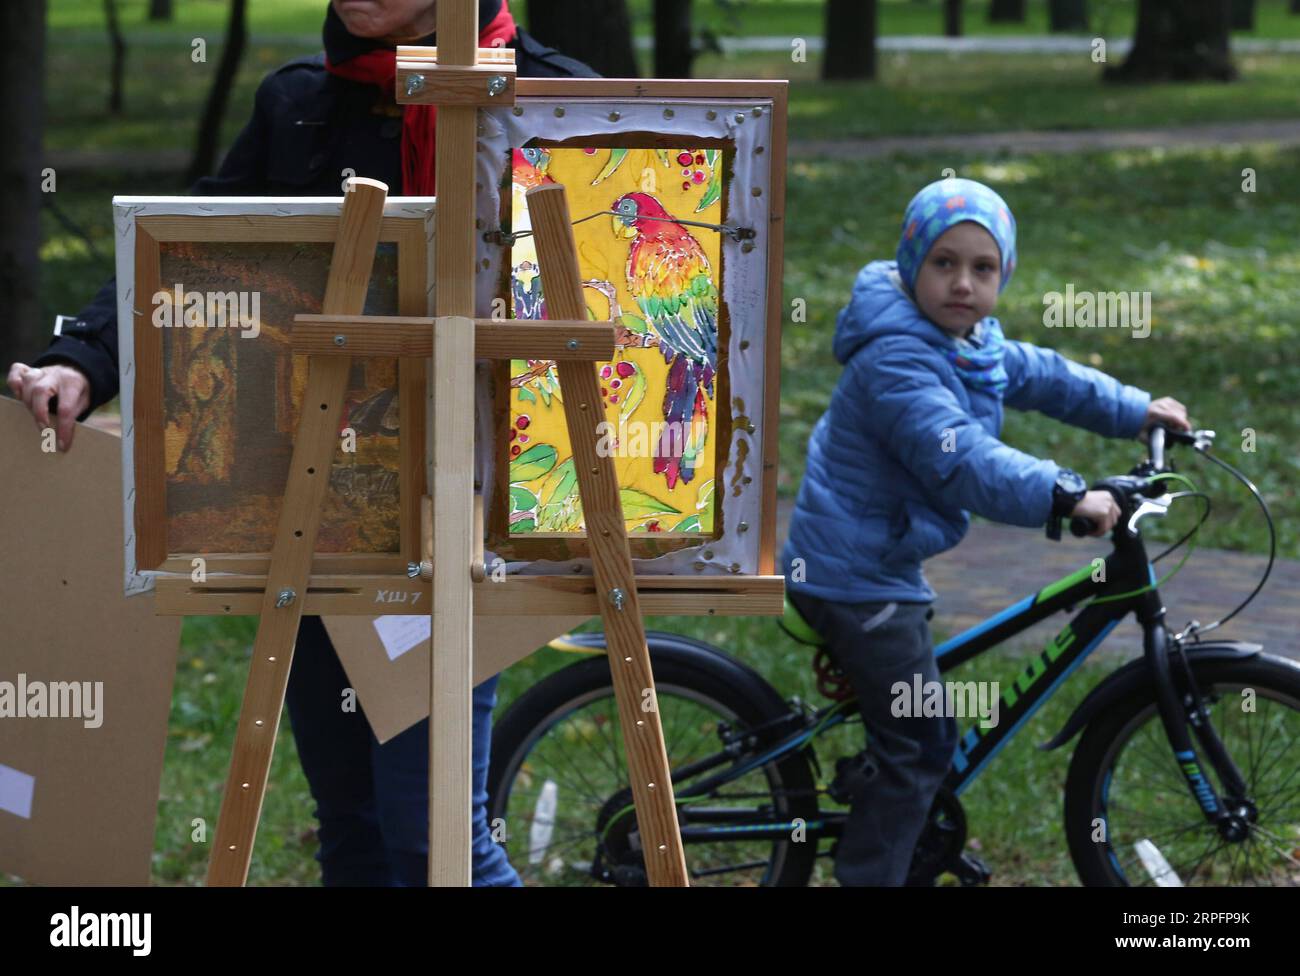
488, 651, 821, 887
1064, 654, 1300, 886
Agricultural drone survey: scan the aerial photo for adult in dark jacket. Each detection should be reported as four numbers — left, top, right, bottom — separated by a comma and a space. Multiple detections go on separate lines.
8, 0, 596, 887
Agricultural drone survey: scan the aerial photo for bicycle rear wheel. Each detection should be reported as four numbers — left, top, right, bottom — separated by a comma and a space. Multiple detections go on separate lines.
1065, 654, 1300, 886
488, 651, 821, 886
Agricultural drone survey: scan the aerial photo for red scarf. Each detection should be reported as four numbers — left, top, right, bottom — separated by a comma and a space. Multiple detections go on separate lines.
324, 2, 516, 195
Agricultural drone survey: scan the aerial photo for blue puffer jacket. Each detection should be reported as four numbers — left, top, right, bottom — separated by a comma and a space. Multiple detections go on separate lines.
782, 261, 1151, 604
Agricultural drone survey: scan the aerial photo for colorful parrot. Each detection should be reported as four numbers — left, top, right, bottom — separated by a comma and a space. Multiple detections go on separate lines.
611, 191, 717, 490
511, 148, 552, 319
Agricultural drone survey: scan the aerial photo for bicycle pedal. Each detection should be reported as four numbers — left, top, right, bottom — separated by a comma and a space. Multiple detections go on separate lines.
953, 851, 992, 887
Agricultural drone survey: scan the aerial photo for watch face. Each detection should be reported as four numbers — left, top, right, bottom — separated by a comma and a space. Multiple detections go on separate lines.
1058, 469, 1087, 494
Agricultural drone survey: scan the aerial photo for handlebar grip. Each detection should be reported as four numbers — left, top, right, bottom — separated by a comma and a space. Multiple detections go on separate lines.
1069, 516, 1095, 538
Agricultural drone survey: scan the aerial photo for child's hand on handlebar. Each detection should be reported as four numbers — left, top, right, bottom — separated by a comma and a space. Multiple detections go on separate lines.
1071, 490, 1121, 537
1138, 396, 1191, 443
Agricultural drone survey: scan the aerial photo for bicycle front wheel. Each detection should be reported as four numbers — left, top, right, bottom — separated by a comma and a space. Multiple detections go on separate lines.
487, 652, 821, 887
1065, 654, 1300, 886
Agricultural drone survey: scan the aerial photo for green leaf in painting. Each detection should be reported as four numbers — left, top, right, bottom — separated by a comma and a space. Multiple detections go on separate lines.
517, 386, 536, 403
510, 485, 538, 514
620, 487, 681, 520
620, 313, 649, 335
671, 514, 701, 532
539, 457, 578, 508
509, 443, 557, 482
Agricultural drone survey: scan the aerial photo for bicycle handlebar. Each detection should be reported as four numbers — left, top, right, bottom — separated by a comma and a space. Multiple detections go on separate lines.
1067, 424, 1209, 538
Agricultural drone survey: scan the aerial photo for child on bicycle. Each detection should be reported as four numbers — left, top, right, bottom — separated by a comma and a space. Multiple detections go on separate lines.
782, 177, 1190, 886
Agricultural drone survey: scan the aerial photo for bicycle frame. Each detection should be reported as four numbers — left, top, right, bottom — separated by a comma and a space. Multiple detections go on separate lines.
671, 519, 1245, 844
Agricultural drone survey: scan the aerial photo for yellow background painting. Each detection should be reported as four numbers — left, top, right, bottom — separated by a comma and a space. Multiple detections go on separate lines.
507, 146, 724, 536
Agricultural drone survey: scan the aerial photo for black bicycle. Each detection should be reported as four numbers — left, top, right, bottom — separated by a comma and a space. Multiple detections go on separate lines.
487, 426, 1298, 886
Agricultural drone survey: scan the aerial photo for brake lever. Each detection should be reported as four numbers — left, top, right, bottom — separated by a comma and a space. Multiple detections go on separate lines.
1127, 492, 1173, 535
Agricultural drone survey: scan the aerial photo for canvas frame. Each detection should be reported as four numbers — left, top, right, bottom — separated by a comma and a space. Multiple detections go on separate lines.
475, 79, 788, 579
115, 197, 435, 595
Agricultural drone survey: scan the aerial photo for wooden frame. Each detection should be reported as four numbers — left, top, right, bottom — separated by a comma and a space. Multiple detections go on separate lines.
114, 198, 435, 590
471, 79, 788, 578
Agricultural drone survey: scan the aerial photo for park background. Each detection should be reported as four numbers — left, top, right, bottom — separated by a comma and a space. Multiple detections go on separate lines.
3, 0, 1297, 885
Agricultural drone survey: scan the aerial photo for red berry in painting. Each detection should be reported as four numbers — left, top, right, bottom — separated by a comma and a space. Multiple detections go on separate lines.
609, 394, 619, 404
583, 147, 597, 155
615, 361, 635, 377
646, 520, 661, 532
695, 152, 705, 165
516, 415, 530, 430
519, 434, 529, 443
510, 428, 517, 440
692, 170, 706, 184
600, 365, 612, 378
510, 444, 521, 457
610, 379, 621, 390
677, 151, 692, 166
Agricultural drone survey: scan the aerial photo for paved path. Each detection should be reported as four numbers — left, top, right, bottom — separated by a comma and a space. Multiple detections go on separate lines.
776, 500, 1299, 662
698, 35, 1300, 55
791, 118, 1300, 159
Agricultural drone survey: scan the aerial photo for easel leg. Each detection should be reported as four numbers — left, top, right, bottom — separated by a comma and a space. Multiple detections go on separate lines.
206, 179, 389, 886
428, 316, 476, 886
526, 183, 690, 886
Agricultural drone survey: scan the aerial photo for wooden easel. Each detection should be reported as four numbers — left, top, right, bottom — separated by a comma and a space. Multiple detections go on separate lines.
205, 0, 690, 887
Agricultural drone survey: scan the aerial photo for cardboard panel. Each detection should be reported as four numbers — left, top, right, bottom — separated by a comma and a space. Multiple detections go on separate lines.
0, 398, 181, 884
324, 614, 588, 743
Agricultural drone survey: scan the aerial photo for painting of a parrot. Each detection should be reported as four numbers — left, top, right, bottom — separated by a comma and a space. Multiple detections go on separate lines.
611, 191, 718, 489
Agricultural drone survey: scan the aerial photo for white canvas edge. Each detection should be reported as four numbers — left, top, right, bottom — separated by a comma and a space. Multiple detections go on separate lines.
474, 97, 776, 579
114, 195, 436, 597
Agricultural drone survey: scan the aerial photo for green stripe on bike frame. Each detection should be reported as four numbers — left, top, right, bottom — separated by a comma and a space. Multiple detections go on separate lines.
1035, 563, 1097, 604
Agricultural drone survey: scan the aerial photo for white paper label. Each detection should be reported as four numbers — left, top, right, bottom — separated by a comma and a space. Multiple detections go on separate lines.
372, 615, 431, 662
0, 762, 35, 819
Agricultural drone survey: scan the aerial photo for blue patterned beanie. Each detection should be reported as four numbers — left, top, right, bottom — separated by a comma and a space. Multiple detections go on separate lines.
895, 178, 1017, 295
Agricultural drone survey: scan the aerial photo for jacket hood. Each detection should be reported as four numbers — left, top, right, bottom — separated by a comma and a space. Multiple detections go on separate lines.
832, 260, 956, 364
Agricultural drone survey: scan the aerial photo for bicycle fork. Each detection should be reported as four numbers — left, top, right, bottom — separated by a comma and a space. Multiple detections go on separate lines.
1138, 591, 1256, 842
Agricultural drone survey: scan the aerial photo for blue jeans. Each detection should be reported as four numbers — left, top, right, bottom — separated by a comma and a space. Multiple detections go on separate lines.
285, 616, 521, 887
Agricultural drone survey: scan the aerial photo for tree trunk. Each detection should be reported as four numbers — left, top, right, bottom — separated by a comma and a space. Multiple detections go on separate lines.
823, 0, 878, 80
1229, 0, 1255, 29
105, 0, 126, 115
1048, 0, 1089, 32
527, 0, 639, 78
0, 0, 46, 377
653, 0, 694, 79
186, 0, 248, 185
1105, 0, 1236, 82
148, 0, 173, 20
945, 0, 963, 37
988, 0, 1027, 22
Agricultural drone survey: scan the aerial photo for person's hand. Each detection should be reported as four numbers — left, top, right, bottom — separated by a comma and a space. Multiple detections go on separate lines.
1071, 490, 1121, 537
1138, 396, 1191, 443
6, 362, 91, 452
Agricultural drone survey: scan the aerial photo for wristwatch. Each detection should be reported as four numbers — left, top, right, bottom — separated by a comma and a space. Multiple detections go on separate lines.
1046, 468, 1088, 540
